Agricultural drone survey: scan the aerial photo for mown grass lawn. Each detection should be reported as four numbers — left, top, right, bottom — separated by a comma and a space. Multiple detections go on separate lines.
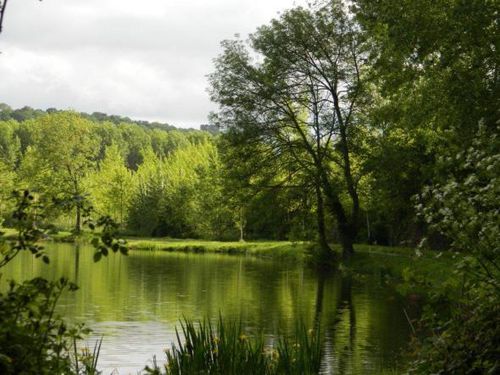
127, 237, 310, 260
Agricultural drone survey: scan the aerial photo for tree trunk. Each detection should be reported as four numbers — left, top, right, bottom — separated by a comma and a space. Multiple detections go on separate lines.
319, 172, 356, 259
239, 224, 244, 242
339, 227, 355, 260
315, 182, 333, 259
238, 206, 245, 242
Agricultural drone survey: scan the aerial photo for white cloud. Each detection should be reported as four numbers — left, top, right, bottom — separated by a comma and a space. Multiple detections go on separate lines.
0, 0, 305, 128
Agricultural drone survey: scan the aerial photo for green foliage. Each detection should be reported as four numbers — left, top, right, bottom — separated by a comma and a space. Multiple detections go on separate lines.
354, 0, 498, 133
15, 113, 100, 233
0, 160, 16, 225
419, 124, 499, 261
87, 215, 128, 262
210, 0, 373, 258
0, 190, 47, 268
353, 0, 499, 247
407, 124, 500, 373
362, 126, 438, 245
0, 107, 327, 241
0, 190, 128, 374
145, 317, 322, 375
87, 144, 135, 224
127, 140, 237, 239
0, 119, 21, 168
408, 288, 500, 374
0, 277, 86, 375
126, 148, 165, 235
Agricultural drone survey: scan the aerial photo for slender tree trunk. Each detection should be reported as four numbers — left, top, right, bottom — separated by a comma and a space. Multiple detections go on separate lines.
238, 206, 245, 242
239, 224, 244, 242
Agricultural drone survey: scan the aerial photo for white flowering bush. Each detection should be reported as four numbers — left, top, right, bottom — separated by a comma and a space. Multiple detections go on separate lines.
418, 123, 499, 284
410, 123, 500, 374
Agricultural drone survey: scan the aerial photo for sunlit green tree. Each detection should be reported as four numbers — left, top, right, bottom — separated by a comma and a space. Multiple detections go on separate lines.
17, 113, 99, 233
210, 0, 369, 259
87, 144, 135, 225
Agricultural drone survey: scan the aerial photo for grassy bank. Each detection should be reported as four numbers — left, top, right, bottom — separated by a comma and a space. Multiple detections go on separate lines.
127, 238, 309, 260
127, 238, 455, 288
346, 244, 457, 293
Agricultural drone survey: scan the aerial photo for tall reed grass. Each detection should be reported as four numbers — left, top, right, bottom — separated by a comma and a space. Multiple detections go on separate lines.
145, 317, 322, 375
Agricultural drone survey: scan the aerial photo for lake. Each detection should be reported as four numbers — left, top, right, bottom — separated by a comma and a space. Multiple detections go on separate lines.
1, 243, 412, 374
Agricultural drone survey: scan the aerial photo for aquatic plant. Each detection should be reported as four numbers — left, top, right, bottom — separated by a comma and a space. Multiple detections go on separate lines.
145, 317, 322, 375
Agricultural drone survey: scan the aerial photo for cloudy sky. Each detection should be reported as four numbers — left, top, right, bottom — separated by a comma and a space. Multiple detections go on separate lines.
0, 0, 305, 128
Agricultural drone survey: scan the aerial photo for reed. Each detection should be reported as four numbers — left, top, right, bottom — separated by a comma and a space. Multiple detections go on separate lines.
145, 317, 322, 375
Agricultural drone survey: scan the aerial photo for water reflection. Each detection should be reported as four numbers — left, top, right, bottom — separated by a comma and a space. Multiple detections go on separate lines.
1, 243, 410, 374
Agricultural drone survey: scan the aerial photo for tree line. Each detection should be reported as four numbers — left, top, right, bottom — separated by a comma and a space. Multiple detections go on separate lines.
0, 108, 323, 241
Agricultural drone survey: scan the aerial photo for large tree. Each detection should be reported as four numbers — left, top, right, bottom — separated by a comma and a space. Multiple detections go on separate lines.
353, 0, 499, 245
354, 0, 498, 141
210, 0, 367, 259
18, 112, 99, 233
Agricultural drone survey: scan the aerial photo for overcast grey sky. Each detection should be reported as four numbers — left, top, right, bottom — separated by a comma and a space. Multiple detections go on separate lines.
0, 0, 305, 128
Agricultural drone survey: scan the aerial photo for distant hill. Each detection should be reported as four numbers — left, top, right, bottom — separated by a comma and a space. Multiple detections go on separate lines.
0, 103, 183, 131
199, 124, 220, 134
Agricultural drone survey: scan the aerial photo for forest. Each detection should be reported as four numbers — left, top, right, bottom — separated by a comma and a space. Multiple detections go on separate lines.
0, 0, 498, 374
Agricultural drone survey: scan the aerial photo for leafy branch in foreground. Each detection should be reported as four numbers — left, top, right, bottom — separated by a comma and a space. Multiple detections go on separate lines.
0, 277, 86, 375
87, 215, 128, 262
0, 189, 129, 374
0, 190, 48, 268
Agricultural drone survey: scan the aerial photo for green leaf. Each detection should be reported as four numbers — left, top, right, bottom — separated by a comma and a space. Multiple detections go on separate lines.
93, 252, 102, 263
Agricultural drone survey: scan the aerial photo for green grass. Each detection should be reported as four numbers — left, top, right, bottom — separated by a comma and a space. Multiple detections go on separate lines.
347, 244, 457, 289
127, 238, 310, 261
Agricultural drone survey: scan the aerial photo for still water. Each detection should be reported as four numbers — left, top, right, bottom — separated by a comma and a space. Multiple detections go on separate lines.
1, 243, 411, 374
